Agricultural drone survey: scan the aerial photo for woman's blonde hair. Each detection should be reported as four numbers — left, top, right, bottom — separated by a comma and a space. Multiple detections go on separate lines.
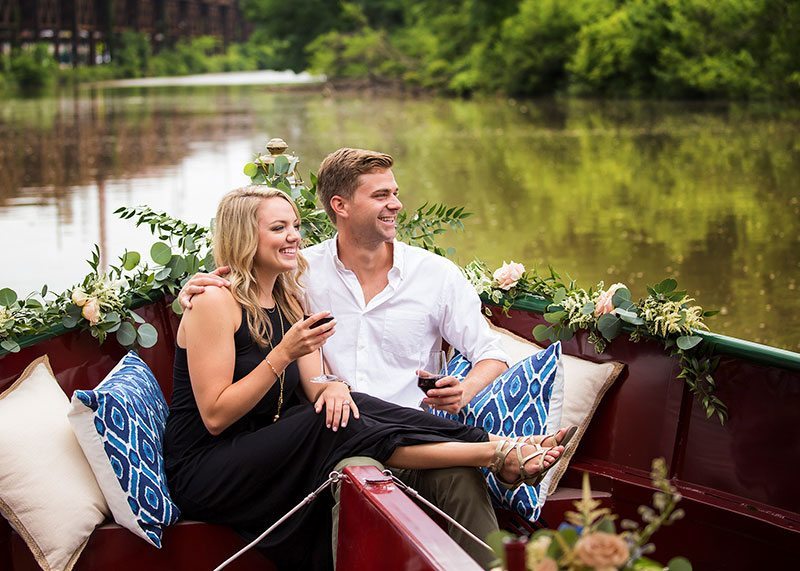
213, 186, 307, 347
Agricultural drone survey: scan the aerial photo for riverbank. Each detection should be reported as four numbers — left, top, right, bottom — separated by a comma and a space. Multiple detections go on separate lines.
92, 70, 325, 89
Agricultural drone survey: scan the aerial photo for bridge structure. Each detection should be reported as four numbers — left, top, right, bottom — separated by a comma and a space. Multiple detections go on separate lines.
0, 1, 249, 65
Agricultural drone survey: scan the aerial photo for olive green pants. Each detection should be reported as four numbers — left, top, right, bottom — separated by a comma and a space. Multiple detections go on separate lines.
331, 456, 499, 570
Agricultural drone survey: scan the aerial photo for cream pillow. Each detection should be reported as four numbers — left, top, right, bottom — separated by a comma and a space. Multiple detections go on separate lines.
0, 356, 109, 571
487, 321, 624, 495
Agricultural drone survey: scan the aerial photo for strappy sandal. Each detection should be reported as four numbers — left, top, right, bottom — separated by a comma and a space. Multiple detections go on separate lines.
516, 425, 578, 451
488, 439, 516, 481
489, 440, 554, 490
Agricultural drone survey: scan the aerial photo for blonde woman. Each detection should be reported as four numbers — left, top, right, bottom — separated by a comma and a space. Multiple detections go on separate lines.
163, 187, 564, 570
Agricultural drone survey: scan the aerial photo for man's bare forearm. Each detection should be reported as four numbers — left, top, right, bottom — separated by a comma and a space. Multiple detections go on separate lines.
461, 359, 508, 403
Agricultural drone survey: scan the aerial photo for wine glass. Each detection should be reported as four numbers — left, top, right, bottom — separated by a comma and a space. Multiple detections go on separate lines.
417, 350, 447, 394
310, 343, 339, 384
303, 291, 340, 384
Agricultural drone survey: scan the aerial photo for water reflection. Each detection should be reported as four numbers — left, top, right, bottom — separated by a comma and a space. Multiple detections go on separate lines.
0, 87, 797, 350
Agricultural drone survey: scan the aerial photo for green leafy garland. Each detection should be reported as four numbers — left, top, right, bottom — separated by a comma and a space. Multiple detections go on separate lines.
463, 260, 726, 423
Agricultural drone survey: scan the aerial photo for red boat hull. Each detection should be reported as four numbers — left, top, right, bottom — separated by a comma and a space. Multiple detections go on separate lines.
1, 298, 798, 569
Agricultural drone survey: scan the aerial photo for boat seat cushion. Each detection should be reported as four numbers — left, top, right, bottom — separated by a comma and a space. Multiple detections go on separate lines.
485, 323, 625, 495
431, 341, 561, 522
0, 355, 109, 571
68, 351, 180, 548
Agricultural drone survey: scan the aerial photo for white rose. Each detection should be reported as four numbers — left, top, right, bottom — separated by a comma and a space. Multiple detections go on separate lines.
71, 287, 89, 307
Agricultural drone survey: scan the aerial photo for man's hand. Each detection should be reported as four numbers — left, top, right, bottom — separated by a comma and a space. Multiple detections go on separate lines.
178, 266, 231, 310
422, 375, 466, 414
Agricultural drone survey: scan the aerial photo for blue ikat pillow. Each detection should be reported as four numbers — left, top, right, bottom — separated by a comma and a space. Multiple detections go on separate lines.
431, 341, 561, 522
68, 351, 179, 547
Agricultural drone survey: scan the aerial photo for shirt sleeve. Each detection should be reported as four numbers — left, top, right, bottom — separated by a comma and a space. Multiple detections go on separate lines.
438, 261, 510, 366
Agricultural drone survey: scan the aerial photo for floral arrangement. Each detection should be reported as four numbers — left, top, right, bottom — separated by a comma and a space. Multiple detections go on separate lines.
464, 261, 726, 423
488, 459, 691, 571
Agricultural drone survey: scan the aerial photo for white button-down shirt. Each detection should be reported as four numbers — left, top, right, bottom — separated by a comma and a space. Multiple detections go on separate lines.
302, 238, 509, 408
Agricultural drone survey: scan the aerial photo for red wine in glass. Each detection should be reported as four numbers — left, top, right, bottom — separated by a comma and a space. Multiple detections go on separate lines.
418, 374, 444, 392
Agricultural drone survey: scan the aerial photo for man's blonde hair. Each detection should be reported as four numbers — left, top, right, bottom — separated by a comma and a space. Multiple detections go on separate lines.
317, 147, 394, 222
213, 186, 307, 347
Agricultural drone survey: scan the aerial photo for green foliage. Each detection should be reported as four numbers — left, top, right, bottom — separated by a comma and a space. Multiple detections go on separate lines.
260, 0, 800, 100
466, 262, 727, 423
491, 459, 689, 570
568, 0, 674, 97
241, 0, 346, 71
8, 44, 57, 95
113, 31, 152, 79
494, 0, 611, 95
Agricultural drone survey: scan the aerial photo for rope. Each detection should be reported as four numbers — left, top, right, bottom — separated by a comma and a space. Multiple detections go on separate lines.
212, 471, 344, 571
381, 469, 495, 556
213, 467, 495, 570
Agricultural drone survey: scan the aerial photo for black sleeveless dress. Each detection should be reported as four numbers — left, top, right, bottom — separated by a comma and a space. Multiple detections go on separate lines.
163, 307, 488, 570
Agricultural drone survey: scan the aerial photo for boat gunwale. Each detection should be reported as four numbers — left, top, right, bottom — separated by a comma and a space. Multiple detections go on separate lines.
2, 292, 799, 371
496, 293, 800, 371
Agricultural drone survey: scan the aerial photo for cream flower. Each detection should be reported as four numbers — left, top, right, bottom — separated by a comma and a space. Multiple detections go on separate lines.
594, 283, 627, 316
81, 298, 102, 325
532, 558, 558, 571
574, 531, 629, 570
526, 535, 552, 567
492, 261, 525, 290
71, 287, 89, 307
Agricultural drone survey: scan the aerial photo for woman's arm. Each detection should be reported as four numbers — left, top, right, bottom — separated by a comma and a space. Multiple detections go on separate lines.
183, 287, 292, 435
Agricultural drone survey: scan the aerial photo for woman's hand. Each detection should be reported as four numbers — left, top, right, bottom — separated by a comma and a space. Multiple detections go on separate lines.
276, 312, 336, 362
314, 382, 359, 431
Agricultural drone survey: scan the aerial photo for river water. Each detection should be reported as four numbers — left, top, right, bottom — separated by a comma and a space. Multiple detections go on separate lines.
0, 81, 798, 350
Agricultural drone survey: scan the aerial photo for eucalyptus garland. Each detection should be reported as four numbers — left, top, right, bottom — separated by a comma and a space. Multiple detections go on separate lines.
463, 260, 727, 424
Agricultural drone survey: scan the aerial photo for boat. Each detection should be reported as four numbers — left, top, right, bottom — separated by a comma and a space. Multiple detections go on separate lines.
2, 289, 798, 570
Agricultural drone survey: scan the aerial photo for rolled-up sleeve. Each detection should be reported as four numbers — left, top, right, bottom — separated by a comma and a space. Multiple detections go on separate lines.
438, 262, 510, 366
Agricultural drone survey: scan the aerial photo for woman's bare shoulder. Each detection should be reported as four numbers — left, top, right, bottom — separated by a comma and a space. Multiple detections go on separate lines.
184, 286, 240, 325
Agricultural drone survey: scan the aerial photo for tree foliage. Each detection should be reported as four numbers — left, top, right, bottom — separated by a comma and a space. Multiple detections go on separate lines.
291, 0, 800, 100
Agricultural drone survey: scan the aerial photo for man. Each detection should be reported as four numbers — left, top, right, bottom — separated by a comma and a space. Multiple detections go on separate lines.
180, 148, 509, 568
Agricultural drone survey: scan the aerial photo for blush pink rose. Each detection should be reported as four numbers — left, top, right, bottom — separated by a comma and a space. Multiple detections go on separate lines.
594, 283, 627, 316
492, 261, 525, 290
574, 531, 629, 570
81, 298, 101, 325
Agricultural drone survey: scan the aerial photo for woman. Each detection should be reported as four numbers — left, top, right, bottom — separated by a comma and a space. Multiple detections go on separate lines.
163, 186, 564, 570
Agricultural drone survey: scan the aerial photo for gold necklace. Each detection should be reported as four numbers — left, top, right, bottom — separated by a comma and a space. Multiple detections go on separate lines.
268, 306, 287, 422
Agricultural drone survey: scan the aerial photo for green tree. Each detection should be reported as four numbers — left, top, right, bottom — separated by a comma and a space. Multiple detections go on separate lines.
493, 0, 614, 95
241, 0, 346, 71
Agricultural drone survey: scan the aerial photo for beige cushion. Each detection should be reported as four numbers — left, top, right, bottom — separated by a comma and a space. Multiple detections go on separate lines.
0, 356, 109, 571
487, 321, 624, 495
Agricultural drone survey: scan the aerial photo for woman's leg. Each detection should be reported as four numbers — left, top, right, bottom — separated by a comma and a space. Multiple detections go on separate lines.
387, 440, 563, 484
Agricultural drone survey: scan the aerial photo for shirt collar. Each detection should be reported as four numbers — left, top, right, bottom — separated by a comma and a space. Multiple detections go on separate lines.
328, 235, 405, 280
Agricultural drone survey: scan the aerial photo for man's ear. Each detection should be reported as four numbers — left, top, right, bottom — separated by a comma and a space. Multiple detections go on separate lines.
330, 195, 348, 219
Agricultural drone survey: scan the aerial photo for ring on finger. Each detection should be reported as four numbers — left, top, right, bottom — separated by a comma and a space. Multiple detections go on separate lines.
343, 400, 350, 406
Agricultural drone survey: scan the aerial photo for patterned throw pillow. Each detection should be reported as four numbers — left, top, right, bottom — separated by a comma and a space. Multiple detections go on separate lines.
68, 351, 179, 547
431, 341, 561, 522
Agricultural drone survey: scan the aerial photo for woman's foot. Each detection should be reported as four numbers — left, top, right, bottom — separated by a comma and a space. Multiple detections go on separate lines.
519, 425, 577, 449
492, 441, 564, 488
